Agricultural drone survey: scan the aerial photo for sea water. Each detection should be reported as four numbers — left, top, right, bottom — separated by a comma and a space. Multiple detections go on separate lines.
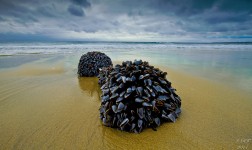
0, 41, 252, 91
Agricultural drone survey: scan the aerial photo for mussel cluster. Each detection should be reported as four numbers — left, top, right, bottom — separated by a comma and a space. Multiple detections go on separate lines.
78, 51, 112, 77
98, 66, 113, 86
98, 60, 181, 133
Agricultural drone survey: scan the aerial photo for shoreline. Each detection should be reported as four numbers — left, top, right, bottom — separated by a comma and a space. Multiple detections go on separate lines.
0, 58, 251, 149
1, 53, 252, 92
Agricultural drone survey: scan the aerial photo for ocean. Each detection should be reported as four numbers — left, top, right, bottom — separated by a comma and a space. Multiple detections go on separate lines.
0, 41, 252, 91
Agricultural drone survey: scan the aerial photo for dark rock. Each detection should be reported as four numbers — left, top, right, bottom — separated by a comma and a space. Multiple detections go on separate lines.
78, 51, 112, 77
98, 60, 181, 133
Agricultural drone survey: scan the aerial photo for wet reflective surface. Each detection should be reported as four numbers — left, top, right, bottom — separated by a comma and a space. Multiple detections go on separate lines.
78, 77, 101, 97
0, 55, 251, 149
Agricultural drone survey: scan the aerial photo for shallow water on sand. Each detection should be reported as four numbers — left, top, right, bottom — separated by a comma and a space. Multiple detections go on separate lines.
1, 42, 252, 91
0, 55, 251, 149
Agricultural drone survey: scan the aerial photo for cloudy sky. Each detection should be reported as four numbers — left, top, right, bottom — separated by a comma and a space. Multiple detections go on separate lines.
0, 0, 252, 42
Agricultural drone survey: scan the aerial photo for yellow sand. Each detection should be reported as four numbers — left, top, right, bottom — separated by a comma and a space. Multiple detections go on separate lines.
0, 61, 251, 150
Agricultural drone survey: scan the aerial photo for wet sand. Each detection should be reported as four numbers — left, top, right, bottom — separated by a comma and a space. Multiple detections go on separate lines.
0, 57, 251, 149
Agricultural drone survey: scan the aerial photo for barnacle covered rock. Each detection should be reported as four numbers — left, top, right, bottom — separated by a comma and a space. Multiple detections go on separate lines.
78, 51, 112, 77
99, 60, 181, 133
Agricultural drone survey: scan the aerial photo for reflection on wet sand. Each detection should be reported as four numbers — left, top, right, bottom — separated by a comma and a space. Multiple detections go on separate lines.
78, 77, 102, 97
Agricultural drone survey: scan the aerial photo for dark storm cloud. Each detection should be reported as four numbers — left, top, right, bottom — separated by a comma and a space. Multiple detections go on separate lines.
68, 5, 84, 16
71, 0, 91, 8
93, 0, 216, 16
102, 0, 252, 23
0, 0, 251, 41
0, 0, 89, 19
87, 0, 252, 37
217, 0, 252, 12
0, 1, 31, 18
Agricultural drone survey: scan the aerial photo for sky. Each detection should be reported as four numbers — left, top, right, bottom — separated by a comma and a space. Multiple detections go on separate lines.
0, 0, 252, 42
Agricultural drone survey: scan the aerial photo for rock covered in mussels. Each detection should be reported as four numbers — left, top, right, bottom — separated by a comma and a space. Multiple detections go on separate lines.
99, 60, 182, 133
78, 51, 112, 77
98, 66, 114, 86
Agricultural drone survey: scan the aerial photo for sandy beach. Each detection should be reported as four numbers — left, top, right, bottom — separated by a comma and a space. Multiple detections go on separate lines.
0, 55, 251, 149
1, 0, 252, 148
